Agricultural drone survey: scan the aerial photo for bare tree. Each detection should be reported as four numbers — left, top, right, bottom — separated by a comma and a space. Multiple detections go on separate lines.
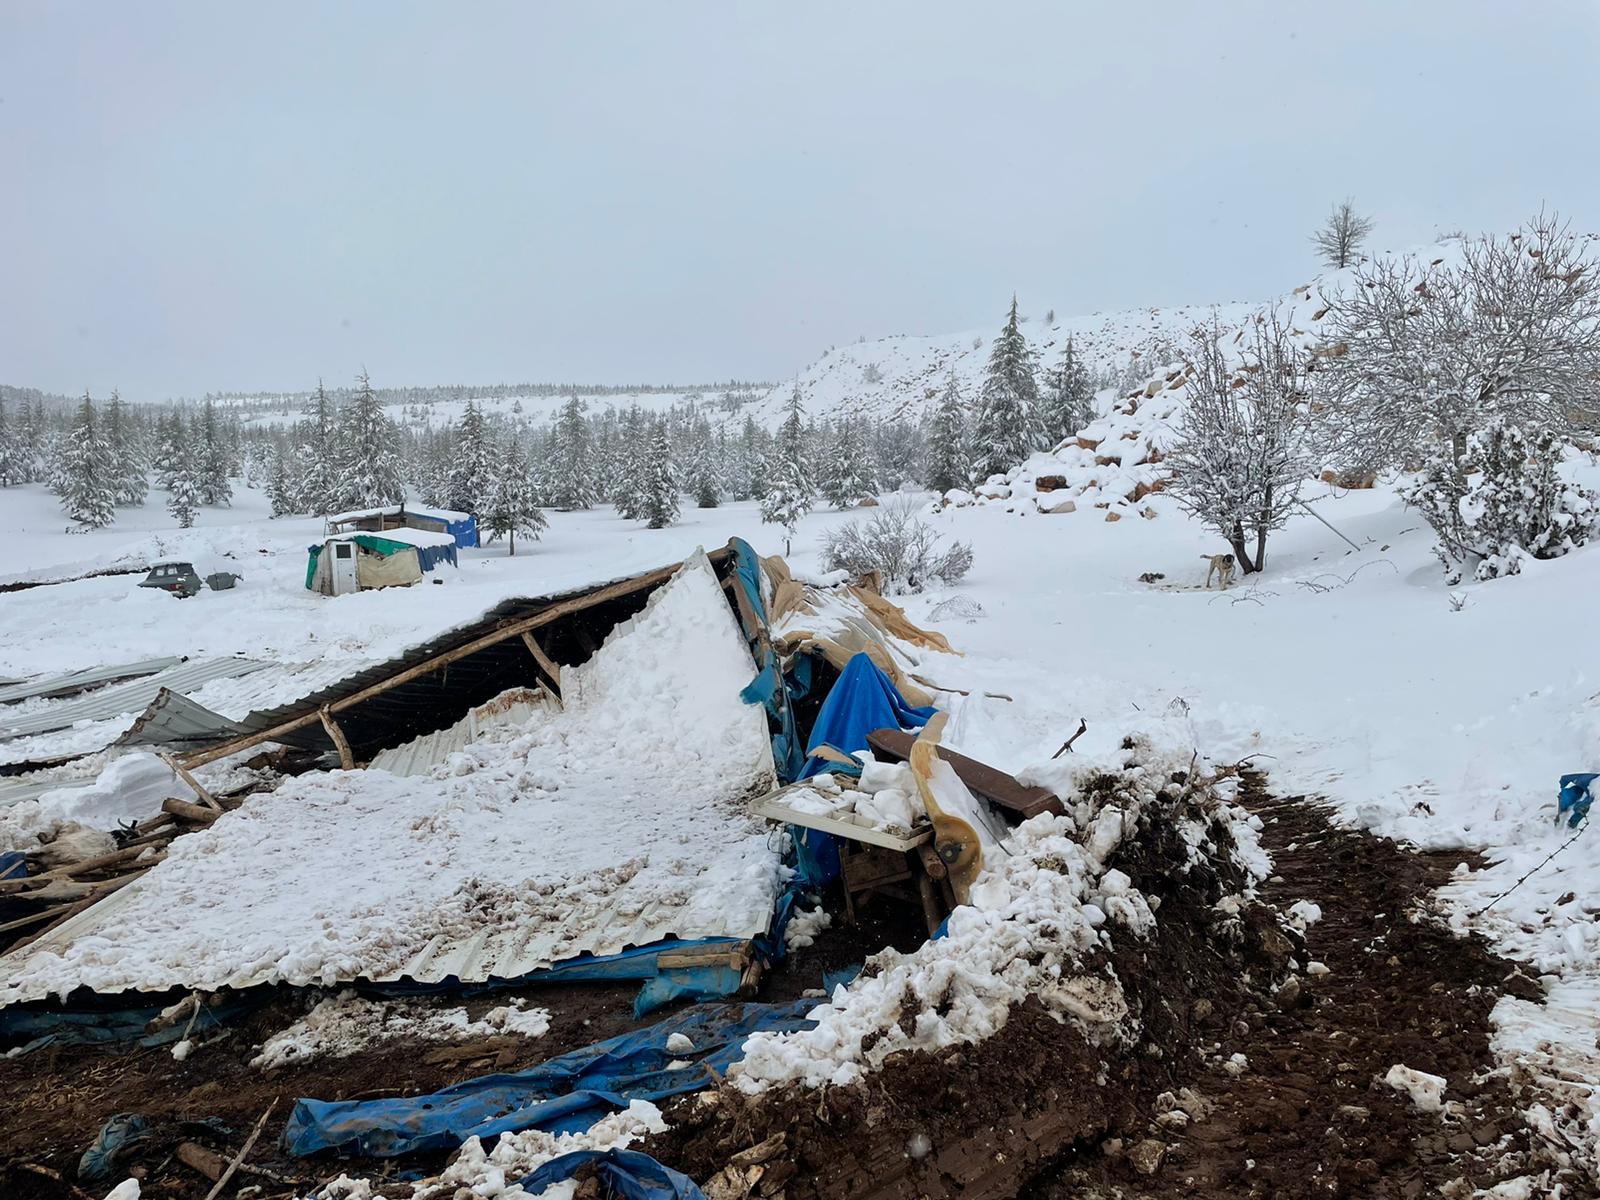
1166, 313, 1315, 574
1310, 199, 1376, 269
1318, 211, 1600, 470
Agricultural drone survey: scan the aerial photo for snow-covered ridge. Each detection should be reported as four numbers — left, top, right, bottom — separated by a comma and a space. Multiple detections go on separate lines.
745, 301, 1256, 429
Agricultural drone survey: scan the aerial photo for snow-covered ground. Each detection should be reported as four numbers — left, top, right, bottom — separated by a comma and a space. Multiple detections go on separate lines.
2, 441, 1597, 1171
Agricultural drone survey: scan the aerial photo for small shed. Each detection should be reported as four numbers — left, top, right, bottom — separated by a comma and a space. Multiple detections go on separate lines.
306, 529, 459, 596
326, 503, 479, 550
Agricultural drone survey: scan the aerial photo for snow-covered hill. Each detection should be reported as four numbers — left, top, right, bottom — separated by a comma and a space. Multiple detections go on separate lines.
742, 300, 1257, 429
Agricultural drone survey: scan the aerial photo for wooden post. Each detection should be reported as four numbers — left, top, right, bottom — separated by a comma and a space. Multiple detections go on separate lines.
319, 705, 355, 770
520, 631, 562, 695
162, 752, 223, 812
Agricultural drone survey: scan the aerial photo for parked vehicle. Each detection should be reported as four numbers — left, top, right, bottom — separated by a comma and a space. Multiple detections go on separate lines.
137, 561, 243, 598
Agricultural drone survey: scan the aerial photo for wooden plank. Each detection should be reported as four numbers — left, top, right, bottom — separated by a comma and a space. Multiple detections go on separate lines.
520, 631, 562, 694
178, 559, 694, 771
319, 705, 355, 770
162, 796, 221, 824
753, 796, 931, 852
162, 753, 223, 812
866, 728, 1063, 821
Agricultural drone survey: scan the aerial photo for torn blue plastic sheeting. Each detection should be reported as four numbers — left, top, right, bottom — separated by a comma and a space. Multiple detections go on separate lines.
0, 993, 259, 1058
284, 999, 817, 1159
360, 936, 752, 1018
1558, 773, 1598, 829
801, 653, 936, 780
789, 653, 937, 886
521, 1148, 706, 1200
78, 1113, 154, 1182
726, 538, 806, 783
0, 851, 25, 881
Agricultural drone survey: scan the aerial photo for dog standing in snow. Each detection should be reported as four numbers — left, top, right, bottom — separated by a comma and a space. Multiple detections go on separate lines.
1202, 553, 1236, 589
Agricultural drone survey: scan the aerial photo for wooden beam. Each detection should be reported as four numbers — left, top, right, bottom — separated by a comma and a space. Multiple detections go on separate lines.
179, 560, 689, 771
520, 631, 562, 694
319, 705, 355, 770
162, 796, 222, 824
162, 752, 222, 812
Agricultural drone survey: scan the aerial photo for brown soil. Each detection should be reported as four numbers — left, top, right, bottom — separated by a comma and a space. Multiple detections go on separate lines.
650, 779, 1591, 1200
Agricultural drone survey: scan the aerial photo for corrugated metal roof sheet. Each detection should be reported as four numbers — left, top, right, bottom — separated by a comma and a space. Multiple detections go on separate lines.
117, 688, 252, 749
0, 770, 98, 810
0, 658, 269, 742
0, 658, 182, 705
367, 687, 553, 777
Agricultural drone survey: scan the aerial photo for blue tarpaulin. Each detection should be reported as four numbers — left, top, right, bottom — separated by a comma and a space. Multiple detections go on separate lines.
1559, 773, 1598, 828
800, 652, 936, 779
726, 538, 807, 782
521, 1149, 706, 1199
0, 993, 261, 1057
0, 851, 25, 881
285, 999, 817, 1159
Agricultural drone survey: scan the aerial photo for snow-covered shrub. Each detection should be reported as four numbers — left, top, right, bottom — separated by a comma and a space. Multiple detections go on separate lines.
821, 496, 973, 594
1409, 422, 1598, 582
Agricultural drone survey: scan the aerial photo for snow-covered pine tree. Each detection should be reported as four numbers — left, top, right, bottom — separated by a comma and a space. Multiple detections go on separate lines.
334, 371, 407, 511
196, 399, 233, 506
760, 387, 815, 554
0, 393, 22, 487
612, 405, 648, 520
445, 400, 495, 517
639, 418, 681, 529
61, 392, 116, 530
482, 434, 548, 555
167, 468, 199, 528
972, 296, 1041, 481
736, 416, 771, 501
105, 391, 148, 506
267, 441, 296, 517
686, 416, 721, 508
926, 372, 971, 494
299, 381, 340, 515
822, 417, 878, 507
1040, 336, 1095, 446
548, 395, 596, 510
153, 412, 185, 492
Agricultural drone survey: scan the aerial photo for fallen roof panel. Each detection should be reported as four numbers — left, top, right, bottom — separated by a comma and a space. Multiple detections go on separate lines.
0, 770, 98, 811
0, 658, 183, 706
117, 688, 252, 749
0, 658, 269, 742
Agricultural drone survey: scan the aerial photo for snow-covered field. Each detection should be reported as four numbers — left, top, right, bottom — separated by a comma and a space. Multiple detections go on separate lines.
2, 443, 1597, 1176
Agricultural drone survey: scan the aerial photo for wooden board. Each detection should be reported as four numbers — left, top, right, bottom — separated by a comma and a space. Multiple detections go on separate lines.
866, 728, 1064, 821
754, 794, 931, 852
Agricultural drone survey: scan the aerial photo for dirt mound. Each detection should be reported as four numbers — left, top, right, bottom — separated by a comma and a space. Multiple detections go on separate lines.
648, 802, 1290, 1200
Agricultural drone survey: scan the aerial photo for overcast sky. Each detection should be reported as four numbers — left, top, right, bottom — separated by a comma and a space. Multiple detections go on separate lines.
5, 2, 1599, 400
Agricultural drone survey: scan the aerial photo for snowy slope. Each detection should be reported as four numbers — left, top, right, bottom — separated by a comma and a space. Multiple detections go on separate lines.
741, 300, 1256, 429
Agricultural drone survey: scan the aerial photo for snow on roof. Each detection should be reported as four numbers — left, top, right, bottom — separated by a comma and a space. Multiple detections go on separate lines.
0, 557, 779, 1003
325, 527, 459, 550
327, 504, 471, 524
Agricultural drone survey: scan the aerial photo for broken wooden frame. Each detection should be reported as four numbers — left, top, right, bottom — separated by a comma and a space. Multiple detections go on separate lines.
177, 554, 723, 772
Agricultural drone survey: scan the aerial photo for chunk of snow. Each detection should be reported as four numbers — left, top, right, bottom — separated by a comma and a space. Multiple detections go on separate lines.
665, 1032, 695, 1054
1286, 899, 1323, 930
1384, 1064, 1447, 1113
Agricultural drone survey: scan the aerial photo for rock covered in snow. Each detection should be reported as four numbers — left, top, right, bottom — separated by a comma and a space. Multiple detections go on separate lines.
1384, 1063, 1447, 1113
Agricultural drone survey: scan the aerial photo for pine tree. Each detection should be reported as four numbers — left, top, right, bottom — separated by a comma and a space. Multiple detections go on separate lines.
760, 387, 815, 554
267, 442, 296, 517
822, 418, 878, 507
1039, 336, 1095, 446
926, 372, 972, 494
612, 405, 648, 520
686, 416, 721, 508
334, 370, 406, 510
639, 419, 681, 529
482, 434, 548, 555
167, 469, 199, 528
300, 381, 339, 515
61, 392, 116, 530
153, 412, 185, 492
196, 399, 233, 506
446, 400, 495, 516
0, 393, 22, 488
972, 296, 1041, 481
105, 391, 148, 506
549, 395, 596, 510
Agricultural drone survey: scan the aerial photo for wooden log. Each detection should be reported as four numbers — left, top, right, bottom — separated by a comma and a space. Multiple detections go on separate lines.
178, 558, 698, 771
163, 752, 222, 812
319, 705, 355, 770
163, 796, 222, 824
520, 631, 562, 694
177, 1140, 228, 1182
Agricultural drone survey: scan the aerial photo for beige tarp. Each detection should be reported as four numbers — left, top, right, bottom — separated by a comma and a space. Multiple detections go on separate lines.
759, 555, 957, 707
356, 546, 423, 589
